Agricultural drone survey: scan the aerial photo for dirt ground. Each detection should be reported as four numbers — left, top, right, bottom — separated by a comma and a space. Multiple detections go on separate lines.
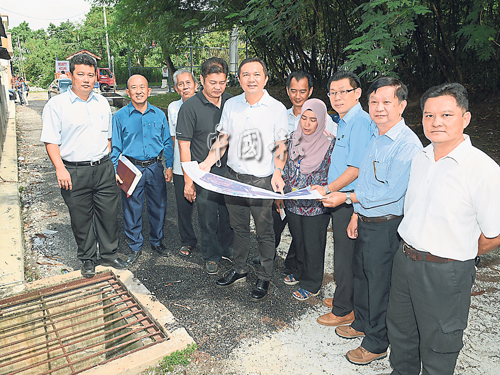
13, 91, 500, 374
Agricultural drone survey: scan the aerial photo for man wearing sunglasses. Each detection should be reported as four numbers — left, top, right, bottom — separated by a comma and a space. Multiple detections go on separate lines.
322, 77, 422, 366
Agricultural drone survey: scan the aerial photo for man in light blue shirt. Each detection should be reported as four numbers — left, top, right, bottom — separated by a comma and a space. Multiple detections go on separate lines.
41, 53, 128, 278
313, 71, 373, 328
322, 77, 422, 366
111, 75, 173, 265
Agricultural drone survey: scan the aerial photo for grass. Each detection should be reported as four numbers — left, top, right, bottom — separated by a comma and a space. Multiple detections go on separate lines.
143, 344, 199, 374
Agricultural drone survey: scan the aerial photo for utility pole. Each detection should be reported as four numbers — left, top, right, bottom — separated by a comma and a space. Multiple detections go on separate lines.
103, 6, 111, 70
17, 36, 26, 78
229, 26, 239, 75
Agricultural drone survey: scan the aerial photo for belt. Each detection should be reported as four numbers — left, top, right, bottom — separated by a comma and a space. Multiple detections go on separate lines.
63, 154, 109, 167
127, 154, 161, 167
228, 167, 254, 179
358, 214, 402, 223
403, 242, 456, 264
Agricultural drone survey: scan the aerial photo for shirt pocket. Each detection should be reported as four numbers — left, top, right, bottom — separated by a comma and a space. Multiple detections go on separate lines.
373, 160, 390, 183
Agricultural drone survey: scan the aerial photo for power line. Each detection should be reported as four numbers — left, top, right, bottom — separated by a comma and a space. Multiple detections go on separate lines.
0, 6, 88, 22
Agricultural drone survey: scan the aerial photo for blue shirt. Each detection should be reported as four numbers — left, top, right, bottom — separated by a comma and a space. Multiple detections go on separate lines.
41, 87, 112, 162
354, 119, 422, 217
111, 102, 173, 170
327, 103, 373, 192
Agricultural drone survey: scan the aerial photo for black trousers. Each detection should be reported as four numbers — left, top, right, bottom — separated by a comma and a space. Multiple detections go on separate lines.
387, 246, 475, 375
224, 172, 275, 280
272, 208, 297, 274
330, 203, 356, 316
286, 210, 330, 293
173, 173, 197, 247
61, 159, 119, 263
351, 217, 402, 354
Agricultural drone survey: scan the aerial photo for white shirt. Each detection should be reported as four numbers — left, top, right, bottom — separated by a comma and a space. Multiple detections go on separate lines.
218, 90, 288, 177
41, 87, 112, 162
287, 107, 338, 137
398, 136, 500, 261
167, 98, 184, 175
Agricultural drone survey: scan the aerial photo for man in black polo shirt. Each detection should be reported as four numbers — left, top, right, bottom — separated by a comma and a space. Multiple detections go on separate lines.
177, 57, 234, 274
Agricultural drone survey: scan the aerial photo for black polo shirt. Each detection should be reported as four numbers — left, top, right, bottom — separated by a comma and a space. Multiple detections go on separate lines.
176, 90, 232, 168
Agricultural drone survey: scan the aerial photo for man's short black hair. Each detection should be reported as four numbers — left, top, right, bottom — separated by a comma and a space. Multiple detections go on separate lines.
201, 57, 228, 79
286, 71, 313, 89
70, 53, 97, 73
238, 57, 268, 77
420, 82, 469, 112
367, 77, 408, 103
327, 70, 361, 91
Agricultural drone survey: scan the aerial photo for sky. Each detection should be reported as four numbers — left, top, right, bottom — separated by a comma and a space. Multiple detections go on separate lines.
1, 0, 93, 31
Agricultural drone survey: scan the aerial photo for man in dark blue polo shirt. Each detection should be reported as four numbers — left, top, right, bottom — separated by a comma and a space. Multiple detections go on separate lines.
177, 57, 233, 275
111, 74, 174, 264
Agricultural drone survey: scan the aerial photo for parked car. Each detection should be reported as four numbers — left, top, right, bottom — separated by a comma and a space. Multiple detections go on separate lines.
8, 89, 17, 101
47, 78, 72, 99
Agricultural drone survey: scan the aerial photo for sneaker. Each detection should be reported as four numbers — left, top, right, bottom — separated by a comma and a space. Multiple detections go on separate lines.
206, 261, 218, 274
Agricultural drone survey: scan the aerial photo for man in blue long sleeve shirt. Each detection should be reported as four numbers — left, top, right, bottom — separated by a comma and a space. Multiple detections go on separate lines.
111, 75, 174, 264
322, 77, 422, 366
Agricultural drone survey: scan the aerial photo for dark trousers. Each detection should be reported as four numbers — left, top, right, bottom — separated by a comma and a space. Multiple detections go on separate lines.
387, 246, 475, 375
224, 172, 275, 281
286, 210, 330, 293
173, 173, 197, 247
61, 158, 119, 263
351, 217, 402, 354
330, 203, 356, 316
195, 182, 233, 263
121, 161, 167, 252
273, 208, 297, 274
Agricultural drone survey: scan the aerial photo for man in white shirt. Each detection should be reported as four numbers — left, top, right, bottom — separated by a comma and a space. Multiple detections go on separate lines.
200, 57, 288, 301
386, 83, 500, 375
167, 69, 198, 257
41, 53, 128, 278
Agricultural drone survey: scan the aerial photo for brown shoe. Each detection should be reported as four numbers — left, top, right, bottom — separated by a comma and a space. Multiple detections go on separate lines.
323, 298, 333, 308
335, 324, 365, 339
346, 346, 387, 365
317, 311, 354, 326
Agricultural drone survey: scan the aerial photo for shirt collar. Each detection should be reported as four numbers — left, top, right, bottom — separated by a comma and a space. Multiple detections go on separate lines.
423, 135, 472, 164
67, 86, 97, 103
340, 102, 363, 125
236, 89, 271, 106
126, 101, 156, 115
374, 118, 406, 140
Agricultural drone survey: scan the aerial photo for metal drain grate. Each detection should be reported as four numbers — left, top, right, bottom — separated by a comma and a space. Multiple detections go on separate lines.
0, 271, 167, 375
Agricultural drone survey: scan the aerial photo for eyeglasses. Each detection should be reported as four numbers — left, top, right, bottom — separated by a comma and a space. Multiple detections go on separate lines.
372, 160, 385, 183
327, 88, 356, 98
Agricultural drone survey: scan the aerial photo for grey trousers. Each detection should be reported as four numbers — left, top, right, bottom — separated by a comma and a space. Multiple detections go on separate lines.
387, 245, 476, 375
224, 171, 275, 280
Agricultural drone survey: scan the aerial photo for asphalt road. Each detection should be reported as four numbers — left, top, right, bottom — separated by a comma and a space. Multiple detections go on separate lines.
17, 99, 322, 358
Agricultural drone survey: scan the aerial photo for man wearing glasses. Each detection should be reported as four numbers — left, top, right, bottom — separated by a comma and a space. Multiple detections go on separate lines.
312, 71, 372, 328
322, 77, 422, 365
177, 57, 234, 275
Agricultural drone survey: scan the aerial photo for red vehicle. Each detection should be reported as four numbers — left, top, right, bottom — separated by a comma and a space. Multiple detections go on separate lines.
96, 68, 115, 92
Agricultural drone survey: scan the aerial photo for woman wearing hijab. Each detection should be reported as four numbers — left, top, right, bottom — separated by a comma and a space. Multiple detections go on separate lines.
274, 98, 335, 301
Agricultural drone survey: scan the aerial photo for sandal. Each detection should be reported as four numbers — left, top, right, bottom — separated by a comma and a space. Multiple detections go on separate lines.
284, 274, 300, 286
292, 288, 319, 301
179, 245, 193, 257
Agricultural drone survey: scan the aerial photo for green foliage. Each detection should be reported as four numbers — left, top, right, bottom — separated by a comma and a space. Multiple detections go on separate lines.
344, 0, 431, 80
147, 92, 181, 109
144, 343, 199, 374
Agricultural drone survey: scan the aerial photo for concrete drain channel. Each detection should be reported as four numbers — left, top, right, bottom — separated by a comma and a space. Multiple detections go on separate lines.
0, 269, 194, 375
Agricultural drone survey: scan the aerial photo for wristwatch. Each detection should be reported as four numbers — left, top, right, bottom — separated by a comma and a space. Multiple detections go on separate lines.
166, 166, 173, 170
345, 192, 352, 204
324, 185, 331, 194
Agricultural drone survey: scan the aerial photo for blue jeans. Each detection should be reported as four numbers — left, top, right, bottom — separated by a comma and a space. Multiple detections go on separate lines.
121, 161, 167, 252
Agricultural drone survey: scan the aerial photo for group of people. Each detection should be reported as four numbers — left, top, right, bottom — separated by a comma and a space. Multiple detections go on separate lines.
13, 75, 29, 105
40, 52, 500, 375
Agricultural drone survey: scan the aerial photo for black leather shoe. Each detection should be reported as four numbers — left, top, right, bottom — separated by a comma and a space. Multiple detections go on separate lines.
100, 257, 128, 270
151, 243, 172, 257
216, 269, 247, 288
81, 260, 96, 278
126, 250, 142, 265
251, 279, 270, 301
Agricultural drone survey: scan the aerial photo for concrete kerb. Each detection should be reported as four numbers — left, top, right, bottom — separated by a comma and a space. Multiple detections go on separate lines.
0, 100, 24, 288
